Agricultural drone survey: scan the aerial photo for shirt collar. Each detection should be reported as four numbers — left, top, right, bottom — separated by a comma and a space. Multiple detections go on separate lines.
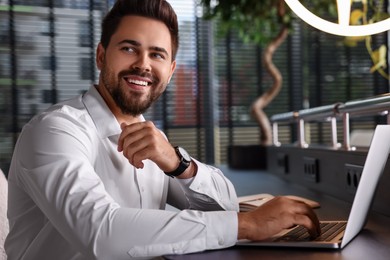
82, 85, 121, 138
82, 85, 146, 138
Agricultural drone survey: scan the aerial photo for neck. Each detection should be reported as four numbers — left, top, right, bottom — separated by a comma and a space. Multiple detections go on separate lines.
95, 84, 142, 126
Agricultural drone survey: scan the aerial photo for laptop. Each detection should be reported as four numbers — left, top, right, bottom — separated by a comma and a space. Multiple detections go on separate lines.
236, 124, 390, 249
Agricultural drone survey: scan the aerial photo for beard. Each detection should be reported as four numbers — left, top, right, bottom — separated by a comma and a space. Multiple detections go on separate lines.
100, 63, 166, 117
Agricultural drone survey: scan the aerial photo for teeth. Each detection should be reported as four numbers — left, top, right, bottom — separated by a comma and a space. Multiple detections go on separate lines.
127, 79, 148, 86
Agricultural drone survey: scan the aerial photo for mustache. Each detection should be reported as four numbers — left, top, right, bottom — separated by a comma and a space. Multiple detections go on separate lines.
118, 69, 156, 83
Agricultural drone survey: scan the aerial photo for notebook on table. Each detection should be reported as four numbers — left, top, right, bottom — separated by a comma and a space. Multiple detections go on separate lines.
238, 193, 320, 212
236, 124, 390, 249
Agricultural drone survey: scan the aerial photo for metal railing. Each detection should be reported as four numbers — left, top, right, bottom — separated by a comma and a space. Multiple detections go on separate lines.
271, 93, 390, 150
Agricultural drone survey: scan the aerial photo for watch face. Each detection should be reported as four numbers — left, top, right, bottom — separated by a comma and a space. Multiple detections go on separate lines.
177, 146, 191, 162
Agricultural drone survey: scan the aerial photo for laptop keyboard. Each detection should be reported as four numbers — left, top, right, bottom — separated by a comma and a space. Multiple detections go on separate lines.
276, 222, 347, 242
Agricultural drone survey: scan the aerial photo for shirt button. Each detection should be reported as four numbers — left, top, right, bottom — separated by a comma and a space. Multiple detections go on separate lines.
218, 238, 224, 245
141, 187, 145, 192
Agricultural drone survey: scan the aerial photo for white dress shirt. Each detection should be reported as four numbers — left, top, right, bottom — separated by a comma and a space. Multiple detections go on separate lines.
5, 86, 239, 260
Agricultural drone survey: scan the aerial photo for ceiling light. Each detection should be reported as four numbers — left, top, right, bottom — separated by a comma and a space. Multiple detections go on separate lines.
284, 0, 390, 36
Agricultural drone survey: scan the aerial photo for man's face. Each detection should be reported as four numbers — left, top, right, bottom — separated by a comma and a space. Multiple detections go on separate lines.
96, 15, 176, 117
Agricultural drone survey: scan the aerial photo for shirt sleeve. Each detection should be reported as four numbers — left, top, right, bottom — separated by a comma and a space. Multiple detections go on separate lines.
168, 159, 240, 212
13, 113, 239, 259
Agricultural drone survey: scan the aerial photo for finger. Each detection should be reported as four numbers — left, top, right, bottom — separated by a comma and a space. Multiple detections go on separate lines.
292, 213, 321, 238
301, 206, 321, 236
122, 136, 150, 166
121, 125, 163, 167
117, 122, 146, 152
129, 157, 144, 169
131, 143, 150, 168
277, 198, 320, 237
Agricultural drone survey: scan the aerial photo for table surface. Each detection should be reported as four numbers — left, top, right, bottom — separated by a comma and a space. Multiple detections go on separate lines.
165, 165, 390, 260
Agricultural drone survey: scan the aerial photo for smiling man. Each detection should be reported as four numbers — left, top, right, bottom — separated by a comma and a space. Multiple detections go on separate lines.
5, 0, 320, 259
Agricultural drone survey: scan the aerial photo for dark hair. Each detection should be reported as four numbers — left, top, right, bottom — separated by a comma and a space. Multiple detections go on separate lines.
100, 0, 179, 60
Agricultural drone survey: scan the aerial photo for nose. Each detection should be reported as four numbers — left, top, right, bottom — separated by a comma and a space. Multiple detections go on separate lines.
131, 54, 151, 72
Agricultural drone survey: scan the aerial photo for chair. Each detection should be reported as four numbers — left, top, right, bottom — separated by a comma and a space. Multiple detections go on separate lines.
0, 169, 8, 260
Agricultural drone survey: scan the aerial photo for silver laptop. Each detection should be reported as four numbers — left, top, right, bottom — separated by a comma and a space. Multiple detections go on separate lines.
237, 124, 390, 249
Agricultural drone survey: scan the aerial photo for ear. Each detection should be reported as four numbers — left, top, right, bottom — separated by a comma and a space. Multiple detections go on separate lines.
167, 60, 176, 84
96, 43, 105, 70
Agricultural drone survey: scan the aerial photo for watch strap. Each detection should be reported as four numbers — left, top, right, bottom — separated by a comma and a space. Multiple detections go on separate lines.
164, 146, 191, 177
164, 161, 190, 177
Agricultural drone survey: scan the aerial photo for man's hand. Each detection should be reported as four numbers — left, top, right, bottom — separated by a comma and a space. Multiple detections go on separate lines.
117, 121, 178, 171
237, 196, 321, 241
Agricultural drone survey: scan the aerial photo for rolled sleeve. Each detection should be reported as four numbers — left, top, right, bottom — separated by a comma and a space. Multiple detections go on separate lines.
175, 159, 239, 212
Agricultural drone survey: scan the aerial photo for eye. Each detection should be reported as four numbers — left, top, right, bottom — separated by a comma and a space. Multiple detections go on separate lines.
152, 52, 166, 60
121, 46, 135, 53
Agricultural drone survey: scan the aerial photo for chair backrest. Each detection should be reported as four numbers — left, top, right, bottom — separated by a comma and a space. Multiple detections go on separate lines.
0, 169, 8, 260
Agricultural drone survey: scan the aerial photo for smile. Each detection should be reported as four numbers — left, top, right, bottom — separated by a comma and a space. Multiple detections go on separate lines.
126, 78, 149, 86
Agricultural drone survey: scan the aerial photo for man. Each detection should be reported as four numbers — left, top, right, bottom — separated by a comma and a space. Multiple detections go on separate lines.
5, 0, 320, 259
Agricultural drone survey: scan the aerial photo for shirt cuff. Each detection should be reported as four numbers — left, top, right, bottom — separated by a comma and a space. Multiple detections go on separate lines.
204, 210, 238, 249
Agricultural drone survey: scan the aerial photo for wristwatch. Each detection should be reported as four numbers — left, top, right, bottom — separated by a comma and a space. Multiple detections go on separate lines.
164, 146, 191, 178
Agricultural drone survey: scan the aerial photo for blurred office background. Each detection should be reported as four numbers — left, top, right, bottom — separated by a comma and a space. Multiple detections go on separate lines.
0, 0, 388, 173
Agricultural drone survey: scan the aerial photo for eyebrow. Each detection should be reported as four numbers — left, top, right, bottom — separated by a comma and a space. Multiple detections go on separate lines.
117, 39, 170, 57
